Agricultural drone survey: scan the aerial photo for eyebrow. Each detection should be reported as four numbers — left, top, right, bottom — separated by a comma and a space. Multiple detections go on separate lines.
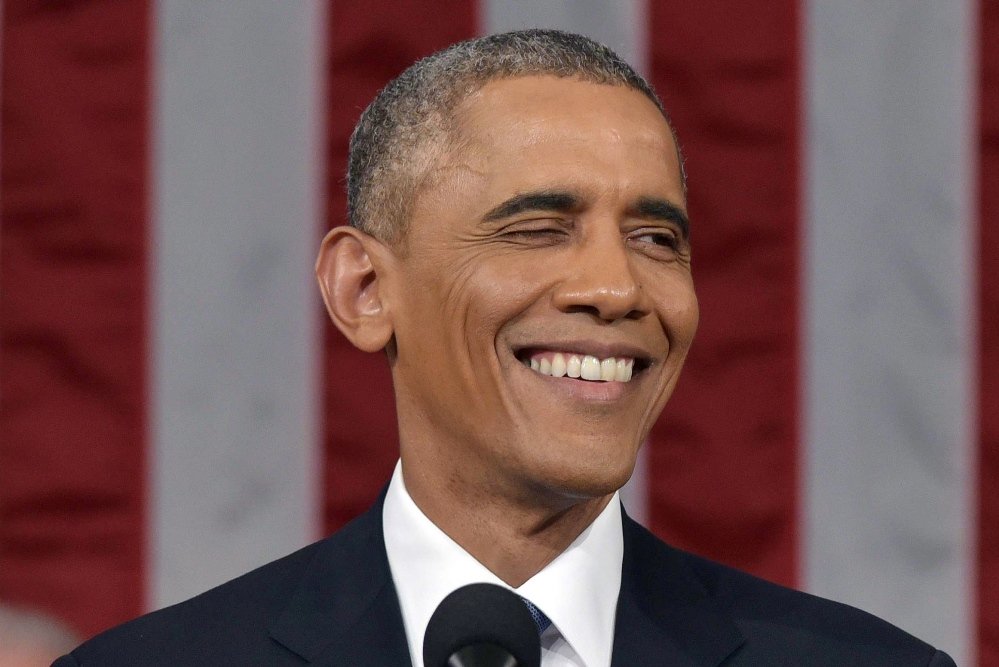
480, 190, 690, 238
481, 191, 581, 222
632, 197, 690, 238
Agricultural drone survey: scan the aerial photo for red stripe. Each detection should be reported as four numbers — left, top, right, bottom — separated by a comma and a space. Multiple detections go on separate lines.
323, 1, 478, 532
646, 0, 801, 587
0, 1, 150, 636
978, 1, 999, 663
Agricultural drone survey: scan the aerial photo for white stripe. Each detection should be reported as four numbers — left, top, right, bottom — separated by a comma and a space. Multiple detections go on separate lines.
481, 0, 651, 525
481, 0, 648, 76
149, 0, 324, 609
802, 2, 975, 663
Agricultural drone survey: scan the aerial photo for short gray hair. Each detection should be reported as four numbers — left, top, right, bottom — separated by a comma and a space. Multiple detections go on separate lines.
347, 28, 683, 243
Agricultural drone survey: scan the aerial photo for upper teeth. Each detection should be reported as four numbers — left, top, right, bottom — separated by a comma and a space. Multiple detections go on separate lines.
528, 353, 635, 382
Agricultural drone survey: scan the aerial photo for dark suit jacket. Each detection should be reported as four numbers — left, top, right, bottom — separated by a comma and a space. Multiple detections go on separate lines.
54, 496, 956, 666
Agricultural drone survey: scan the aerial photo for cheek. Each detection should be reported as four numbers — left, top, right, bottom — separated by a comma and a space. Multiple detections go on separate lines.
448, 253, 553, 335
394, 252, 528, 366
656, 278, 699, 354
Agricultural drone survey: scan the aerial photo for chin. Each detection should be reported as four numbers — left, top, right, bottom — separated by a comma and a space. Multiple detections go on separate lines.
525, 446, 638, 504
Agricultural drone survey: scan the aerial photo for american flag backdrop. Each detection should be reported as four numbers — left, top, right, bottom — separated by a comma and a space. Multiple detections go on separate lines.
1, 1, 996, 665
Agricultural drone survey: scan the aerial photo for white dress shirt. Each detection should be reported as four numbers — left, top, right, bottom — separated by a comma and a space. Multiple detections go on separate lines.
383, 462, 623, 667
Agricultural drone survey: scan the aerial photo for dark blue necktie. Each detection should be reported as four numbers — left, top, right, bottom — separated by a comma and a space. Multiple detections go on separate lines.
521, 597, 552, 635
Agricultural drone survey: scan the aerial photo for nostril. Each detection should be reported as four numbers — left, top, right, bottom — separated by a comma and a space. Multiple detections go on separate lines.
559, 303, 645, 322
552, 279, 648, 322
560, 304, 604, 318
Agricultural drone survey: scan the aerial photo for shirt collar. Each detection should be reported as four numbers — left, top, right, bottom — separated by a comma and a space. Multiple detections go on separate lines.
383, 461, 623, 667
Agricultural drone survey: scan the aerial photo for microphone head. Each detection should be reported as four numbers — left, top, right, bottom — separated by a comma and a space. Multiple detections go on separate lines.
423, 583, 541, 667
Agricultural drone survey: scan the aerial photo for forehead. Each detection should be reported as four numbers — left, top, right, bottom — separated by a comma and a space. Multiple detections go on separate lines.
458, 75, 671, 140
430, 76, 683, 204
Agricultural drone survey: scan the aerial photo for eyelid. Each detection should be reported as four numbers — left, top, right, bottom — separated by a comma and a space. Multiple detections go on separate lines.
496, 217, 573, 233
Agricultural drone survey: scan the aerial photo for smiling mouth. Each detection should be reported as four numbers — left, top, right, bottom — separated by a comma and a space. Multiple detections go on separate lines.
516, 349, 650, 383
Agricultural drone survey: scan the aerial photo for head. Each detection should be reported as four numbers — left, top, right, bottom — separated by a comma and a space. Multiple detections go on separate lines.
318, 30, 697, 511
346, 29, 686, 245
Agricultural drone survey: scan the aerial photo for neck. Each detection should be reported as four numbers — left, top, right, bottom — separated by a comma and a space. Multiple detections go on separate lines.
400, 456, 614, 587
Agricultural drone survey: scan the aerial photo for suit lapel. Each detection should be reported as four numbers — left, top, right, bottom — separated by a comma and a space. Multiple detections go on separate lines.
268, 493, 411, 666
612, 513, 745, 666
267, 496, 744, 666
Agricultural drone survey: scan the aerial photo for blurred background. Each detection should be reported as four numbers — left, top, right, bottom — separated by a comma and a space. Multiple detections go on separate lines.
1, 1, 996, 665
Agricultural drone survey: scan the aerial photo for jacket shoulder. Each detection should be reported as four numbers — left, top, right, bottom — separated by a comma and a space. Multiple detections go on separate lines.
684, 547, 954, 665
59, 539, 322, 666
626, 519, 955, 666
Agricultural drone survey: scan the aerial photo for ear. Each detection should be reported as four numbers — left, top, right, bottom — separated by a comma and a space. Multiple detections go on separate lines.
315, 226, 395, 353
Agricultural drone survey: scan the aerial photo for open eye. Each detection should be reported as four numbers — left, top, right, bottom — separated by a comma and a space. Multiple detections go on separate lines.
639, 232, 678, 247
631, 229, 680, 251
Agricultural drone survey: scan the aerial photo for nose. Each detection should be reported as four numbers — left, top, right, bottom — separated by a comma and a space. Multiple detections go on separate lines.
551, 232, 650, 321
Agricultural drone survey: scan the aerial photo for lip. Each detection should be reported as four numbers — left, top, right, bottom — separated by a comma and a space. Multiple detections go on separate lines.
513, 358, 635, 401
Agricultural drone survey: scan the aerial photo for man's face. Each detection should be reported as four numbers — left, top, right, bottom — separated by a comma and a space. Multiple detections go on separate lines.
385, 75, 697, 503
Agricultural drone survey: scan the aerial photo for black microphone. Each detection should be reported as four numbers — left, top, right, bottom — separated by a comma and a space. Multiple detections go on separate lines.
423, 583, 542, 667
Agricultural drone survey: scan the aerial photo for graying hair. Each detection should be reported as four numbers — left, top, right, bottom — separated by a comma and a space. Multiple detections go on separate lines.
347, 28, 684, 243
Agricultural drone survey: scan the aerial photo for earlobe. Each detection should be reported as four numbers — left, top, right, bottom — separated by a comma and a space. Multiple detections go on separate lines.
315, 226, 395, 353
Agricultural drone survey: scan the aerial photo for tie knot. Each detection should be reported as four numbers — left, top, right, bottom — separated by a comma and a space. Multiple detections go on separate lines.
520, 597, 552, 635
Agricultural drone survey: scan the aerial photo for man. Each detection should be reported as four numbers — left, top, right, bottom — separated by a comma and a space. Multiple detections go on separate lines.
54, 30, 955, 666
1, 604, 79, 666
